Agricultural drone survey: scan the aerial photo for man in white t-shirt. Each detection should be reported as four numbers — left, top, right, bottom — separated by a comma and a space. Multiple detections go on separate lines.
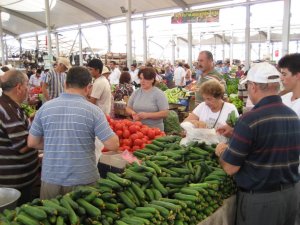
173, 62, 186, 87
130, 63, 140, 86
87, 59, 112, 115
278, 53, 300, 225
108, 61, 121, 85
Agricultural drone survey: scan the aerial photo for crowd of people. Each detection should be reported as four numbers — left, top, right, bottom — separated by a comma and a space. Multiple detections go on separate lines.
0, 50, 300, 225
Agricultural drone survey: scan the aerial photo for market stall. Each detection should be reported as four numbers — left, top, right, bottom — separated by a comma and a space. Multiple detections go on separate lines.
0, 129, 237, 225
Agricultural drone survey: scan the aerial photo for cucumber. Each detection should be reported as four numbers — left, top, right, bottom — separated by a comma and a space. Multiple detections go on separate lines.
21, 204, 47, 220
92, 198, 105, 209
151, 188, 162, 200
115, 220, 129, 225
118, 192, 136, 209
101, 192, 116, 200
145, 189, 155, 202
102, 210, 119, 220
124, 169, 149, 183
56, 216, 64, 225
97, 178, 122, 190
60, 198, 79, 225
135, 207, 158, 214
16, 213, 40, 225
180, 188, 200, 196
131, 182, 146, 200
158, 177, 187, 184
42, 200, 69, 216
144, 203, 170, 218
151, 140, 165, 148
169, 167, 191, 175
77, 198, 101, 217
174, 193, 198, 202
84, 191, 99, 202
64, 194, 79, 210
145, 161, 161, 174
145, 144, 162, 151
36, 206, 58, 216
151, 200, 181, 212
151, 175, 168, 196
107, 172, 131, 186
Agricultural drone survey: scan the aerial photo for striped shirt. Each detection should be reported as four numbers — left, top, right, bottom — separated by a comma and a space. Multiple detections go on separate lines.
0, 94, 39, 188
29, 93, 115, 186
44, 69, 66, 99
222, 95, 300, 191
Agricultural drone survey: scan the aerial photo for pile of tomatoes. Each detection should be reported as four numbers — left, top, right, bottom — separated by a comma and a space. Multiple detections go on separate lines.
106, 116, 165, 152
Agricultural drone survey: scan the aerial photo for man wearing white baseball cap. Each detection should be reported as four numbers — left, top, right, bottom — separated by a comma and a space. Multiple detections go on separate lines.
42, 57, 71, 101
215, 62, 300, 225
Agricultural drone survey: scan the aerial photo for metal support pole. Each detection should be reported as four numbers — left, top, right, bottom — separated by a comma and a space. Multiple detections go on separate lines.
35, 34, 39, 51
245, 0, 251, 71
222, 33, 225, 61
282, 0, 291, 56
107, 24, 111, 53
230, 28, 234, 65
188, 23, 192, 67
82, 32, 95, 56
171, 35, 176, 65
267, 27, 271, 59
78, 26, 83, 66
68, 32, 79, 56
126, 0, 132, 67
258, 32, 261, 60
45, 0, 53, 66
19, 38, 22, 58
55, 32, 60, 57
0, 10, 5, 65
143, 16, 147, 64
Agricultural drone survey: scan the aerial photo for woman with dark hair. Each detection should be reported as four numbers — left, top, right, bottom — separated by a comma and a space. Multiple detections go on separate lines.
126, 67, 169, 131
184, 63, 193, 85
114, 71, 134, 101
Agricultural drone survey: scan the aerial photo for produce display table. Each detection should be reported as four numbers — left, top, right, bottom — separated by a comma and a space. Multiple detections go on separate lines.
198, 195, 236, 225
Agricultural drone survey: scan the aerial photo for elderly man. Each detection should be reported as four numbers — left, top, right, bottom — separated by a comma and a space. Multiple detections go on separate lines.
216, 62, 300, 225
42, 57, 71, 101
28, 67, 119, 199
0, 70, 39, 205
278, 53, 300, 225
195, 51, 225, 105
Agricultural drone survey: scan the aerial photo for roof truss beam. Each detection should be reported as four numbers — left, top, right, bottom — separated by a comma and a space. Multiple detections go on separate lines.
214, 34, 230, 45
172, 0, 189, 10
3, 28, 17, 38
60, 0, 106, 22
0, 7, 46, 28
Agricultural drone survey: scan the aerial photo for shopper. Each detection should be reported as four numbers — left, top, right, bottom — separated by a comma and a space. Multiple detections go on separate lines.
87, 59, 112, 115
0, 69, 39, 205
278, 53, 300, 225
108, 61, 121, 85
114, 71, 134, 101
42, 57, 71, 101
215, 62, 300, 225
195, 51, 225, 105
28, 66, 119, 199
126, 67, 168, 131
184, 79, 238, 129
173, 62, 185, 87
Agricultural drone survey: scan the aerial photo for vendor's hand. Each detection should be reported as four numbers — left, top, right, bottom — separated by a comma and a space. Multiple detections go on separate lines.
216, 124, 234, 138
137, 112, 148, 120
215, 143, 228, 157
132, 113, 141, 121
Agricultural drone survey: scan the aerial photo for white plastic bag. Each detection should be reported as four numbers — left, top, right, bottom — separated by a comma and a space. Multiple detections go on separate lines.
180, 123, 227, 145
95, 137, 104, 163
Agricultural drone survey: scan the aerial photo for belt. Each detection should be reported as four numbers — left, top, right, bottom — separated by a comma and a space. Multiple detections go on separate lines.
238, 183, 295, 194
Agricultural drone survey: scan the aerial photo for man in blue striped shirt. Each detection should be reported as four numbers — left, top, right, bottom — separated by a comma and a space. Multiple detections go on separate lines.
28, 66, 119, 199
216, 62, 300, 225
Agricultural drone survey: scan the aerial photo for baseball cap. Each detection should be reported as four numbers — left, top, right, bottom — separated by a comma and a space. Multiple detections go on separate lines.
241, 62, 280, 84
102, 66, 111, 75
57, 57, 72, 70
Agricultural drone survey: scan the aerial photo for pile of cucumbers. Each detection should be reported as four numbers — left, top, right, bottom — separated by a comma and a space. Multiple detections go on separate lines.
0, 135, 236, 225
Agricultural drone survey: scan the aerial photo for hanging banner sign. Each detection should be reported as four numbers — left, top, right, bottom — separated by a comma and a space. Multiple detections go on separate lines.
171, 9, 219, 24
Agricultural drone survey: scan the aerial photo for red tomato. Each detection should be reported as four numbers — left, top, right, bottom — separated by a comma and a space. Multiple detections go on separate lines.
129, 125, 137, 134
106, 115, 111, 123
133, 121, 143, 127
140, 127, 149, 135
136, 131, 144, 139
134, 139, 143, 147
116, 130, 123, 138
115, 123, 123, 131
154, 128, 161, 136
147, 129, 156, 139
123, 119, 132, 126
130, 133, 139, 141
120, 146, 131, 151
123, 129, 130, 139
141, 125, 148, 129
142, 137, 148, 143
147, 140, 152, 144
123, 139, 132, 147
132, 145, 141, 152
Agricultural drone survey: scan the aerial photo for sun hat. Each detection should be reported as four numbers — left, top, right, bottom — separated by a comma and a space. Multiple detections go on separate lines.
57, 57, 72, 70
240, 62, 280, 84
102, 66, 111, 75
